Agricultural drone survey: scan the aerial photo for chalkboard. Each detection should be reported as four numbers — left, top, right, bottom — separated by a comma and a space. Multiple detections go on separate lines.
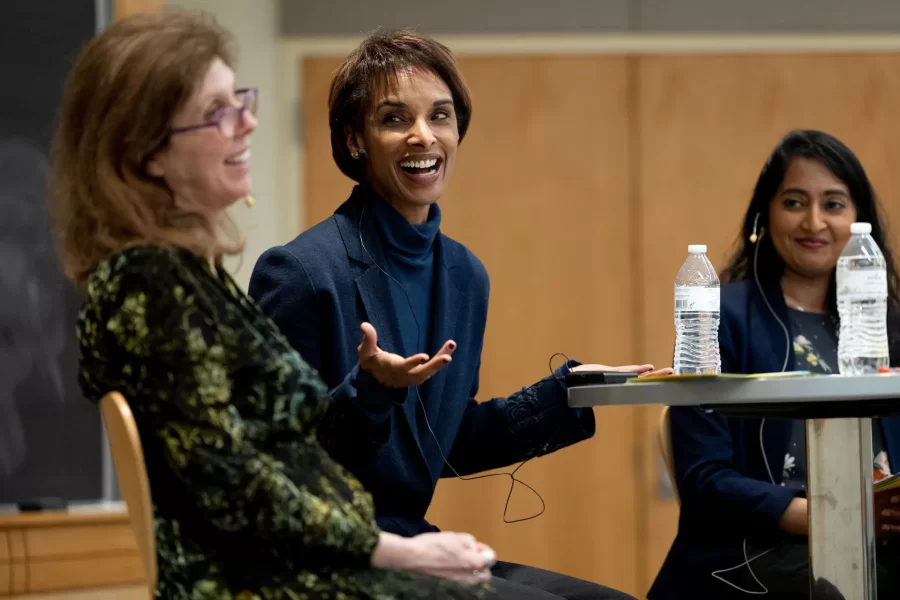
0, 1, 111, 506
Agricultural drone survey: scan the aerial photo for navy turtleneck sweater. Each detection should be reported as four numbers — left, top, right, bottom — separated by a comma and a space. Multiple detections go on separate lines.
370, 191, 441, 359
369, 192, 442, 449
250, 184, 598, 536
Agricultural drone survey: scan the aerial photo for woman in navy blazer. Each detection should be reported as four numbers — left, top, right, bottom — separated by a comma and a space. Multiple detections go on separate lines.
249, 29, 668, 600
649, 130, 900, 599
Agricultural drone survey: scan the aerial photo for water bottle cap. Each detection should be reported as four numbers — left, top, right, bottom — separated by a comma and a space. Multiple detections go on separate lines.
688, 244, 707, 254
851, 222, 872, 235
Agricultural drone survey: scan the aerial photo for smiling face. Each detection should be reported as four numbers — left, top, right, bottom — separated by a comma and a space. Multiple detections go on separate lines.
148, 57, 256, 216
768, 157, 858, 280
349, 67, 459, 223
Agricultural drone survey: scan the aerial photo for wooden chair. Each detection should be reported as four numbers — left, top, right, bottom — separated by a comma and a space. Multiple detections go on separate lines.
100, 392, 156, 598
657, 406, 680, 504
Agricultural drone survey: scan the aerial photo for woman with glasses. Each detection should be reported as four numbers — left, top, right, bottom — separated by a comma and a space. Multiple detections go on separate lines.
53, 10, 496, 599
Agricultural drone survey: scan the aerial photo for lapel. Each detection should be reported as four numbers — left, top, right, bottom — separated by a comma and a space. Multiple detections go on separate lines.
355, 269, 405, 357
760, 416, 792, 476
750, 279, 795, 374
747, 279, 794, 475
335, 187, 407, 360
335, 187, 470, 473
880, 419, 900, 470
418, 235, 464, 421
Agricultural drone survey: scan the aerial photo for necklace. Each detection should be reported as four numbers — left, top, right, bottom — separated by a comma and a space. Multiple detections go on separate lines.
785, 295, 825, 314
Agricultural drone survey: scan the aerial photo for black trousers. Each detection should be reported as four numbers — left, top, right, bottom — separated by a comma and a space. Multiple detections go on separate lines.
707, 541, 900, 599
487, 561, 636, 600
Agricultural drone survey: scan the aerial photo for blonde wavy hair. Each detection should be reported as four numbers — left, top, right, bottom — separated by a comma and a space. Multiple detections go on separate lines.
51, 9, 245, 286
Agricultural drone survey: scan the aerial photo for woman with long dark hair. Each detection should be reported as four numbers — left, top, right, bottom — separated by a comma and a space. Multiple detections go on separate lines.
650, 129, 900, 599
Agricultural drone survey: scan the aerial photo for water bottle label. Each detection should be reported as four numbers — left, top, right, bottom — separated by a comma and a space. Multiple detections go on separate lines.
675, 287, 720, 312
837, 269, 887, 300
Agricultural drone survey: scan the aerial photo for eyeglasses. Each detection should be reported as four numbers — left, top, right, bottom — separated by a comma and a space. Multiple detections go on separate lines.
170, 87, 258, 138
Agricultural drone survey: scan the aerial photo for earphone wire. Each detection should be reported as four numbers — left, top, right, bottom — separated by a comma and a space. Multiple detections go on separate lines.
710, 224, 791, 595
358, 200, 555, 523
752, 228, 791, 373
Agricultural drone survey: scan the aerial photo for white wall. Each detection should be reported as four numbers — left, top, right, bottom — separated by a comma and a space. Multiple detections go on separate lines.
164, 0, 295, 290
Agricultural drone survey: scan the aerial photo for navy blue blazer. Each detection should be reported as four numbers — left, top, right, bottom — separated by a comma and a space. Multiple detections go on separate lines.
248, 185, 595, 536
649, 279, 900, 599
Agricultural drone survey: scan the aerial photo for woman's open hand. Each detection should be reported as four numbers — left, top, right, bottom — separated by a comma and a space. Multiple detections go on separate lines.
357, 322, 455, 389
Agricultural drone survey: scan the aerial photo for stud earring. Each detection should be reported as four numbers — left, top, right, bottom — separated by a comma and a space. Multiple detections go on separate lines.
351, 150, 360, 159
243, 195, 255, 208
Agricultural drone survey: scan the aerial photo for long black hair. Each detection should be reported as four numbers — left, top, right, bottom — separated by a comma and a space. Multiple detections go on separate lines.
721, 129, 900, 361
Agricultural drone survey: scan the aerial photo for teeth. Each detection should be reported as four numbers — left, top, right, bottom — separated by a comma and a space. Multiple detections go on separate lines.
400, 158, 438, 169
226, 148, 251, 163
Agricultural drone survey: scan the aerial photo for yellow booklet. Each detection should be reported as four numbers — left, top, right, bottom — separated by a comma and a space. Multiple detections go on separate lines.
627, 371, 814, 383
876, 472, 900, 494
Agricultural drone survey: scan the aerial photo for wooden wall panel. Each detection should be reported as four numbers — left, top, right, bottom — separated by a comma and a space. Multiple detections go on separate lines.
637, 53, 900, 594
304, 55, 641, 593
114, 0, 163, 19
304, 58, 354, 225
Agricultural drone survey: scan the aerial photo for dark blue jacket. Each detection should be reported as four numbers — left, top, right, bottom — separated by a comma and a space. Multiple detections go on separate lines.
649, 278, 900, 599
248, 186, 595, 536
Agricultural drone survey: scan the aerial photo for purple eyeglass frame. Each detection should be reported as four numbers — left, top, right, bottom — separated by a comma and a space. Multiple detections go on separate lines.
169, 87, 258, 136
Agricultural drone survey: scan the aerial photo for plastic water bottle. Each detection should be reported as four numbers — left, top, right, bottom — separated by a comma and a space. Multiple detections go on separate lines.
836, 222, 889, 375
674, 245, 721, 375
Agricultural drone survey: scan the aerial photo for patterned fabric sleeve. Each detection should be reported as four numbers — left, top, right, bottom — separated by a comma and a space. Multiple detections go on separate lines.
78, 248, 381, 562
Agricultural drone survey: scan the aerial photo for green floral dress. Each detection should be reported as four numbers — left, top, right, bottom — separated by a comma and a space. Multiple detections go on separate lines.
77, 246, 487, 600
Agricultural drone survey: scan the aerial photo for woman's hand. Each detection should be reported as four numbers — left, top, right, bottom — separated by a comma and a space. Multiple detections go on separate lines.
357, 322, 455, 389
571, 363, 674, 378
777, 494, 900, 540
371, 531, 495, 585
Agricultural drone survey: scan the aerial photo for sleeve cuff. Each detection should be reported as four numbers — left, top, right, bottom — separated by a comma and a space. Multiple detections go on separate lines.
352, 364, 408, 413
553, 359, 582, 415
760, 483, 806, 530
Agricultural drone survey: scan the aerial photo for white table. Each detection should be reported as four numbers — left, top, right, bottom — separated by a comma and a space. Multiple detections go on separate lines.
568, 374, 900, 600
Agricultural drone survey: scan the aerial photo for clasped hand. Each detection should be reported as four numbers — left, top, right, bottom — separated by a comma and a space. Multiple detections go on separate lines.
372, 531, 495, 585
